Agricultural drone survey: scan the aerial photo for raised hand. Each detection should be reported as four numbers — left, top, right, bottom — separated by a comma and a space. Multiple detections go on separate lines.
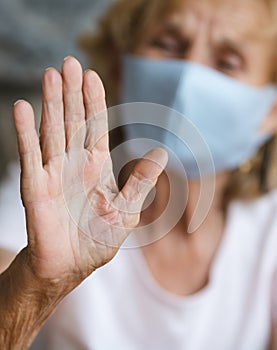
13, 57, 167, 287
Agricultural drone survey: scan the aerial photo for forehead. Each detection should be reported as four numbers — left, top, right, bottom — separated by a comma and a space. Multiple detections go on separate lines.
153, 0, 273, 41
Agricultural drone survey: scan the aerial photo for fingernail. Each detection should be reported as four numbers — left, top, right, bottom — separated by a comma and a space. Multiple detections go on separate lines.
64, 55, 74, 61
14, 99, 24, 106
45, 67, 53, 71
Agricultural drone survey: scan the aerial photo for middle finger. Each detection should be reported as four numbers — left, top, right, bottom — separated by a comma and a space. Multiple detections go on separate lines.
62, 56, 86, 150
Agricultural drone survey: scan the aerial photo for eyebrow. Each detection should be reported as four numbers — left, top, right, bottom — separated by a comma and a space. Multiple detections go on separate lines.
161, 21, 244, 52
154, 19, 246, 62
214, 38, 243, 54
154, 20, 186, 38
213, 38, 246, 66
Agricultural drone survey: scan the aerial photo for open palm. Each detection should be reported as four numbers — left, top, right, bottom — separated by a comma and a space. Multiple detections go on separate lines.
13, 57, 167, 285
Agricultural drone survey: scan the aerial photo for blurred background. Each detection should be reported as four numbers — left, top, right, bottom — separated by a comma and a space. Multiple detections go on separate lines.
0, 0, 110, 181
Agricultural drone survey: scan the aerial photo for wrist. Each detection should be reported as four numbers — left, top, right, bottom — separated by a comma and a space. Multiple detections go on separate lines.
0, 248, 76, 350
17, 247, 80, 296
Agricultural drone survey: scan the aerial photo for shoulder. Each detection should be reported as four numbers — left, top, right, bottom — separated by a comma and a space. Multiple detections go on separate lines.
226, 189, 277, 268
0, 162, 26, 252
229, 188, 277, 227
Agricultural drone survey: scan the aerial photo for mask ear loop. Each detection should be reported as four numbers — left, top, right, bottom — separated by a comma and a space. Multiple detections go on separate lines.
259, 137, 274, 193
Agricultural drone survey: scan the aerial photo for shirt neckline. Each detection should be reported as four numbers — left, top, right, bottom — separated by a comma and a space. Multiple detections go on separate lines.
127, 201, 237, 309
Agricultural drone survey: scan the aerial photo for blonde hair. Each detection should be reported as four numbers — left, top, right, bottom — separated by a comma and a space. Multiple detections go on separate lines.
80, 0, 277, 206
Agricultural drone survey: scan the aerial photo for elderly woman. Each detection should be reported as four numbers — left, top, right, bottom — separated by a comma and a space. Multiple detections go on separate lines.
0, 0, 277, 349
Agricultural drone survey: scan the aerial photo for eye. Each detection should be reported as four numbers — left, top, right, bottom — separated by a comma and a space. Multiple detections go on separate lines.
151, 38, 179, 55
152, 38, 177, 51
150, 36, 190, 57
217, 59, 236, 72
216, 54, 243, 73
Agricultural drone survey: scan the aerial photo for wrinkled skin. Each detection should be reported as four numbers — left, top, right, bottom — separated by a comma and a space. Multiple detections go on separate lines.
13, 56, 167, 284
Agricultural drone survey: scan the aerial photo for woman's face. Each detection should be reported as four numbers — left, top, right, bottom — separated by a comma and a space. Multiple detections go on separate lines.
135, 0, 276, 87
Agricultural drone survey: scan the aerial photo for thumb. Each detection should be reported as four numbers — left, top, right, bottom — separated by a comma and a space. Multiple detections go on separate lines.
115, 148, 168, 222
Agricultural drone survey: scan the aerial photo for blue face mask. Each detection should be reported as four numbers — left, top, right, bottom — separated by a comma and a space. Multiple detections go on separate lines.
119, 54, 277, 178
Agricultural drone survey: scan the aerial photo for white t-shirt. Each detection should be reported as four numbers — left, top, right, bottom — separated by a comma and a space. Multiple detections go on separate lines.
0, 164, 277, 350
0, 163, 27, 252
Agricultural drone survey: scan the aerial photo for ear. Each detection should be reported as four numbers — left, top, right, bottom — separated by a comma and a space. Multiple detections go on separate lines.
260, 101, 277, 133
